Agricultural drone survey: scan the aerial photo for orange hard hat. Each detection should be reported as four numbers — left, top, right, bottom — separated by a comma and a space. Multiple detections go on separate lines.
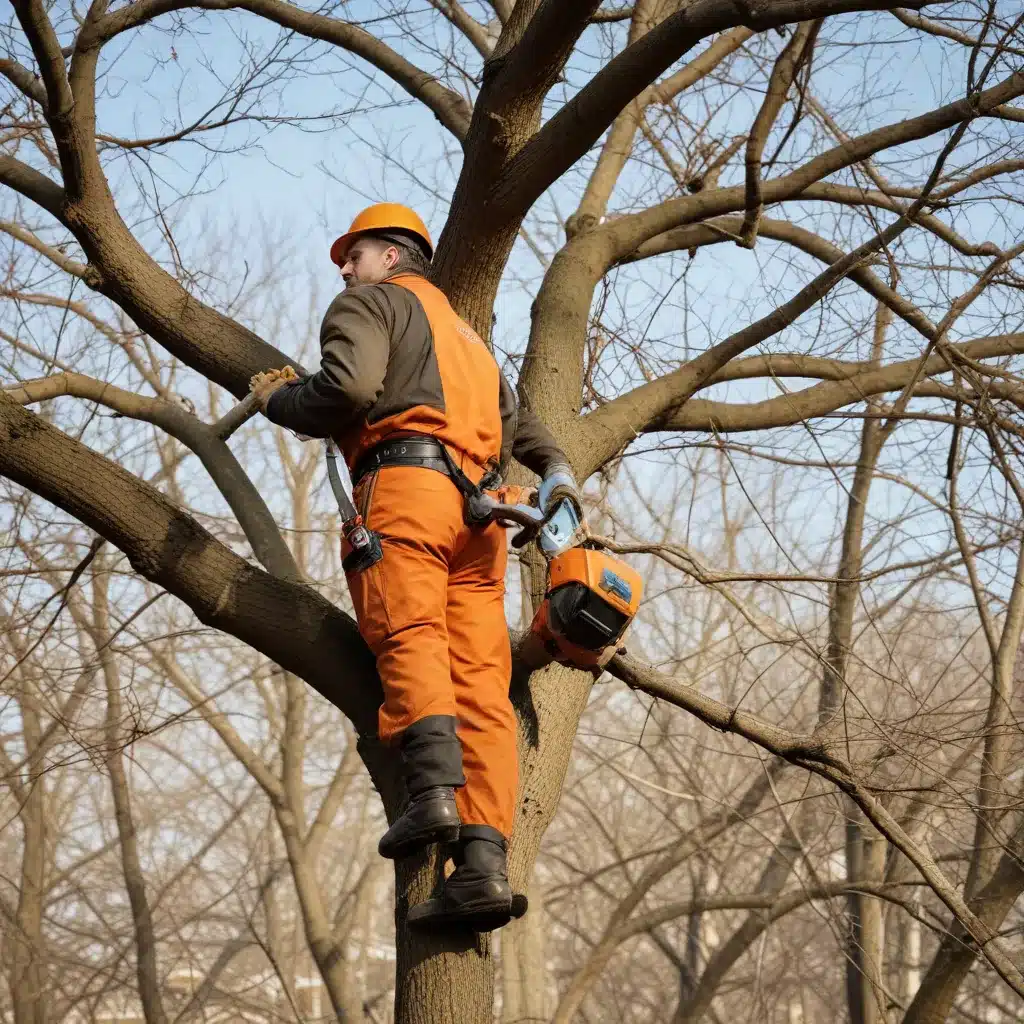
330, 203, 433, 267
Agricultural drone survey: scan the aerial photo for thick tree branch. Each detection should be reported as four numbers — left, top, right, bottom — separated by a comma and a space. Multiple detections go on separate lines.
0, 387, 382, 734
574, 212, 916, 474
0, 155, 67, 223
81, 0, 471, 139
643, 332, 1024, 435
10, 0, 74, 118
518, 66, 1018, 452
592, 4, 635, 21
991, 103, 1024, 122
493, 0, 941, 223
0, 57, 48, 108
5, 373, 298, 581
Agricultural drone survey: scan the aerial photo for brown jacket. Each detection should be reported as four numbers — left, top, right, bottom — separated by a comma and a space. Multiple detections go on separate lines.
266, 273, 567, 478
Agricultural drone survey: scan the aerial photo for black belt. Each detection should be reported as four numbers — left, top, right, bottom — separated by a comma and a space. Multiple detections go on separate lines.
350, 436, 451, 488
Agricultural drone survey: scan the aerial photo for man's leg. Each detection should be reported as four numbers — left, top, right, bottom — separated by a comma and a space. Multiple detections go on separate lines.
344, 465, 467, 859
446, 521, 517, 837
407, 517, 521, 931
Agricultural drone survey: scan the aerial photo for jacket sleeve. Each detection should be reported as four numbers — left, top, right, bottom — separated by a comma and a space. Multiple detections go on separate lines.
498, 371, 569, 479
265, 288, 391, 438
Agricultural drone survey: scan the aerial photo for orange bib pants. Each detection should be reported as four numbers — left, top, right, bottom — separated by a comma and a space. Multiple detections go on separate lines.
346, 462, 518, 838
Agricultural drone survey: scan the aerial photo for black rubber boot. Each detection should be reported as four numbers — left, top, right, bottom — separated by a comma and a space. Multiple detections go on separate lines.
407, 825, 528, 932
378, 716, 465, 860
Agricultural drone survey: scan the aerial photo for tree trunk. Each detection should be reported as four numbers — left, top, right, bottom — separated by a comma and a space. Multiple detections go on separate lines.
95, 575, 170, 1024
844, 807, 887, 1024
902, 812, 1024, 1024
501, 881, 551, 1023
393, 846, 496, 1024
8, 771, 48, 1024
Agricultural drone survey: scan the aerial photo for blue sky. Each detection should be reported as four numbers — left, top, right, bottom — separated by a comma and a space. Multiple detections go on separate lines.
4, 2, 1023, 626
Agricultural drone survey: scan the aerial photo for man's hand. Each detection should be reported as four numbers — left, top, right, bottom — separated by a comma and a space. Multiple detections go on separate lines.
538, 464, 581, 516
491, 484, 538, 507
249, 365, 299, 413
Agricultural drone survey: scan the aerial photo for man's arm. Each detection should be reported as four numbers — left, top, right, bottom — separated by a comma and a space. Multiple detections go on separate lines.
498, 372, 570, 479
265, 288, 391, 438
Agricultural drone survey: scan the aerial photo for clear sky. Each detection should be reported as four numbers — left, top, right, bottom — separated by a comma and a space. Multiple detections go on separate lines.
4, 2, 1023, 620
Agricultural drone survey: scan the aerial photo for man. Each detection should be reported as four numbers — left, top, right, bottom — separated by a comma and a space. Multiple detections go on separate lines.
251, 203, 580, 932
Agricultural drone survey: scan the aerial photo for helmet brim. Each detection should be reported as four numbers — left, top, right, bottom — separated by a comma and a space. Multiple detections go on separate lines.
330, 228, 433, 268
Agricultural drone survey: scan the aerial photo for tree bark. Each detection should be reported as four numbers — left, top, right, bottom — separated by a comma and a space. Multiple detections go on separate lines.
501, 881, 551, 1023
93, 571, 170, 1024
7, 736, 48, 1024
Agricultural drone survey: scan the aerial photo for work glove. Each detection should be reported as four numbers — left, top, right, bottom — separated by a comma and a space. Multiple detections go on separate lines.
537, 464, 589, 557
249, 365, 300, 413
538, 464, 582, 517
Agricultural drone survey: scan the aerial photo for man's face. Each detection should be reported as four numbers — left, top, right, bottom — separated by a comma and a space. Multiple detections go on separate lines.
339, 237, 399, 288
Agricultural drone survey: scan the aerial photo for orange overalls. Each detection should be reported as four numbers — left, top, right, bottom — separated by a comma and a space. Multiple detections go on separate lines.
339, 275, 518, 838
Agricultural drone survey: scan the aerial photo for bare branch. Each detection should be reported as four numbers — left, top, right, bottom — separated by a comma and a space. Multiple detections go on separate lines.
0, 57, 48, 108
592, 4, 635, 21
4, 373, 300, 581
646, 332, 1024, 436
427, 0, 494, 57
603, 68, 1024, 260
0, 154, 67, 223
82, 0, 473, 140
10, 0, 74, 118
609, 652, 1024, 1001
575, 210, 917, 474
494, 0, 942, 225
740, 20, 818, 246
990, 103, 1024, 121
625, 214, 937, 339
0, 389, 384, 740
0, 220, 95, 281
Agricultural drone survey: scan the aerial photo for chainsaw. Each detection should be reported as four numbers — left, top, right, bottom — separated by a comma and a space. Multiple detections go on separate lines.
476, 490, 643, 673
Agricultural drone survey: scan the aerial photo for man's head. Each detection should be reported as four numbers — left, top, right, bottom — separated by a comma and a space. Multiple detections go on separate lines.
330, 203, 433, 288
337, 232, 432, 288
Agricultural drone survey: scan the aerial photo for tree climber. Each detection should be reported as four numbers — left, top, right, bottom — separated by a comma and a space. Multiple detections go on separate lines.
250, 203, 581, 932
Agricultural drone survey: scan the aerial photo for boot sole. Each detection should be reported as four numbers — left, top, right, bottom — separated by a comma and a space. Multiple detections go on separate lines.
407, 893, 529, 933
378, 823, 461, 860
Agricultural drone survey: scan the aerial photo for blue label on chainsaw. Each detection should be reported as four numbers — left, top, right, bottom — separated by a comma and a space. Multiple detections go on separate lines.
600, 569, 632, 603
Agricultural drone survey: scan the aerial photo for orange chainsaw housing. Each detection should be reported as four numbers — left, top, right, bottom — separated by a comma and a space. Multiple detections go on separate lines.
527, 547, 643, 670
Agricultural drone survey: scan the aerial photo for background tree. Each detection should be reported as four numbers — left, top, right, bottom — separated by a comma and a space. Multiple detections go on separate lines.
2, 1, 1024, 1022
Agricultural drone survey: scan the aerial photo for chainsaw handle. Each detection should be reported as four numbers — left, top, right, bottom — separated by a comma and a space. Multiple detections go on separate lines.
489, 503, 546, 529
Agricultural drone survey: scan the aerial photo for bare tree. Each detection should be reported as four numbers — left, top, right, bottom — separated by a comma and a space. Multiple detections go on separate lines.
3, 1, 1024, 1022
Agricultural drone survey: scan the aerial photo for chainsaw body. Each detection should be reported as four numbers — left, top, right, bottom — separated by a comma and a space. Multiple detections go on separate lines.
524, 543, 643, 670
498, 496, 643, 672
478, 490, 642, 672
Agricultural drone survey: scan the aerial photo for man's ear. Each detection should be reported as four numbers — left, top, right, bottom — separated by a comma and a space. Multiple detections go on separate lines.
385, 245, 400, 270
